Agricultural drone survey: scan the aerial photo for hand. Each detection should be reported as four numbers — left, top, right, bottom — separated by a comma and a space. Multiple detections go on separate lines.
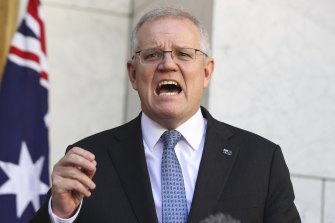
51, 147, 97, 218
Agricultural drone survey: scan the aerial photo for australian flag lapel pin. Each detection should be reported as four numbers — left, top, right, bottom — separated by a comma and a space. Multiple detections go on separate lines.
223, 148, 233, 156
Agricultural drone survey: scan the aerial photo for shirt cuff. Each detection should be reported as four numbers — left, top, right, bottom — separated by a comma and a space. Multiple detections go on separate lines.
48, 197, 82, 223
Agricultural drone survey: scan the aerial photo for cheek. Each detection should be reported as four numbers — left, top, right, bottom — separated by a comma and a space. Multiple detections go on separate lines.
188, 71, 207, 89
184, 78, 204, 100
136, 72, 155, 95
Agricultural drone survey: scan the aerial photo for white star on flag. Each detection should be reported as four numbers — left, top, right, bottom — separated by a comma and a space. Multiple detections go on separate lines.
0, 141, 49, 218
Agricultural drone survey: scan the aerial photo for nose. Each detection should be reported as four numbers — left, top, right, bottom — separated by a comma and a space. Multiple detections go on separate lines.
158, 51, 177, 71
162, 51, 173, 59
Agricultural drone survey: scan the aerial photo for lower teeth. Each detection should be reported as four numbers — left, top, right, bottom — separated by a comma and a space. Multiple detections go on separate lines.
160, 92, 178, 96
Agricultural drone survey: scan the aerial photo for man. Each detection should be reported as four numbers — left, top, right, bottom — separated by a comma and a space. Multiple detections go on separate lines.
31, 7, 301, 223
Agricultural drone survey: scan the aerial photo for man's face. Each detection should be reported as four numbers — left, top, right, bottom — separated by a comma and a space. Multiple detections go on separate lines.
127, 18, 214, 129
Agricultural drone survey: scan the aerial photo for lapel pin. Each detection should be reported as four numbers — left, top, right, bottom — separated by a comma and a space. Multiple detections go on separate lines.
223, 148, 232, 156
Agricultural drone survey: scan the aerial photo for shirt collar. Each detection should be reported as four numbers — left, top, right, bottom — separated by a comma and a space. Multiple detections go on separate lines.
141, 109, 206, 152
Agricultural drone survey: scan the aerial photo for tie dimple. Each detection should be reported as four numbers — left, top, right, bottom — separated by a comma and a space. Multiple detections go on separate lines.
161, 130, 188, 223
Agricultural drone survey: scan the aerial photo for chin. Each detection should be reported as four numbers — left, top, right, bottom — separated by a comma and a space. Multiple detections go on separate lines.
155, 103, 182, 116
156, 109, 180, 120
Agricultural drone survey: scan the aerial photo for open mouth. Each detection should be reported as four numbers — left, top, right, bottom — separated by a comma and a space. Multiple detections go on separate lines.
156, 80, 182, 96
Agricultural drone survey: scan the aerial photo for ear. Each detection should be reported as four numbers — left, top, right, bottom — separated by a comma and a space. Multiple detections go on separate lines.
127, 60, 138, 90
203, 57, 214, 88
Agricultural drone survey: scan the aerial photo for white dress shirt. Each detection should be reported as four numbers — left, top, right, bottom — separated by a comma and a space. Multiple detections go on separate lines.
142, 109, 207, 223
49, 109, 207, 223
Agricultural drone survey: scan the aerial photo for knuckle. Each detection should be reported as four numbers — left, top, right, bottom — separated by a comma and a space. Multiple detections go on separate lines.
51, 175, 62, 188
68, 168, 80, 179
67, 153, 80, 164
67, 152, 75, 160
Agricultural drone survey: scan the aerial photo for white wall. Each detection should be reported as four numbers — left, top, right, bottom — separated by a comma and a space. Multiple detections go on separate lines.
210, 0, 335, 222
43, 0, 131, 168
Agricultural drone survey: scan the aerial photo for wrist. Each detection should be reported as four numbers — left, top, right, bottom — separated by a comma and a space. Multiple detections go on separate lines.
51, 198, 80, 219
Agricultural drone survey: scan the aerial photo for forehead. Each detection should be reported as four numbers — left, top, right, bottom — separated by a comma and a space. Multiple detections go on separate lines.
136, 17, 201, 48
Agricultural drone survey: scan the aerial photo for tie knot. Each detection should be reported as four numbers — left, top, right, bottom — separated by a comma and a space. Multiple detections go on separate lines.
161, 130, 182, 150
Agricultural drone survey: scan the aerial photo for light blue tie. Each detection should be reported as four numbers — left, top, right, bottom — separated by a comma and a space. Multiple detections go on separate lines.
161, 130, 188, 223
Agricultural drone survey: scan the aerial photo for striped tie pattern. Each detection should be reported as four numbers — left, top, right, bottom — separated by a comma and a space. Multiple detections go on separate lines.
161, 130, 188, 223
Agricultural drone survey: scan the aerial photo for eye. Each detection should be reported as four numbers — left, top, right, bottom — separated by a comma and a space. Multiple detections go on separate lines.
142, 50, 162, 61
176, 49, 193, 60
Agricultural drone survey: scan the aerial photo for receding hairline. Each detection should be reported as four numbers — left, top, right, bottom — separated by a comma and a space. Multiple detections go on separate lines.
130, 7, 211, 56
135, 8, 202, 31
136, 16, 202, 44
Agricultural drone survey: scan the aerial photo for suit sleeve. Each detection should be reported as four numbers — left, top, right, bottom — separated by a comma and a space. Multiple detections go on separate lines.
29, 190, 52, 223
264, 146, 301, 223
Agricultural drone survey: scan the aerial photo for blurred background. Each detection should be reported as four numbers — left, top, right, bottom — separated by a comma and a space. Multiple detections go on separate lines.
1, 0, 334, 222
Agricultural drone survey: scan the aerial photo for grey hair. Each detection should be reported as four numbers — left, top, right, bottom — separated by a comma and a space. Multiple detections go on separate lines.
130, 7, 211, 57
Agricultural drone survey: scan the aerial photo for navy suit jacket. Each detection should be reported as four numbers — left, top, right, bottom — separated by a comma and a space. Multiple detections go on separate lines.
30, 107, 301, 223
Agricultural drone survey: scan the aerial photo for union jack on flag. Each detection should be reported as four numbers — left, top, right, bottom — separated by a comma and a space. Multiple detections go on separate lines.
0, 0, 50, 222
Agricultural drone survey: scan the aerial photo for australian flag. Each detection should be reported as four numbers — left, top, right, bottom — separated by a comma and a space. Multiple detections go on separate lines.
0, 0, 49, 222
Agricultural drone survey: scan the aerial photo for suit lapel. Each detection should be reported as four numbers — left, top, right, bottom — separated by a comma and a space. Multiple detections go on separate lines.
105, 109, 239, 223
187, 108, 240, 223
107, 116, 158, 223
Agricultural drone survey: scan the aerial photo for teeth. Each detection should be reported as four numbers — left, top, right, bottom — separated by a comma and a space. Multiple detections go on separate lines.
158, 80, 178, 87
156, 80, 181, 96
159, 92, 179, 96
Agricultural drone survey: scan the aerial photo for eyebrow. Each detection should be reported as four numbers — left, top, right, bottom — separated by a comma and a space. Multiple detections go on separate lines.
138, 45, 197, 51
